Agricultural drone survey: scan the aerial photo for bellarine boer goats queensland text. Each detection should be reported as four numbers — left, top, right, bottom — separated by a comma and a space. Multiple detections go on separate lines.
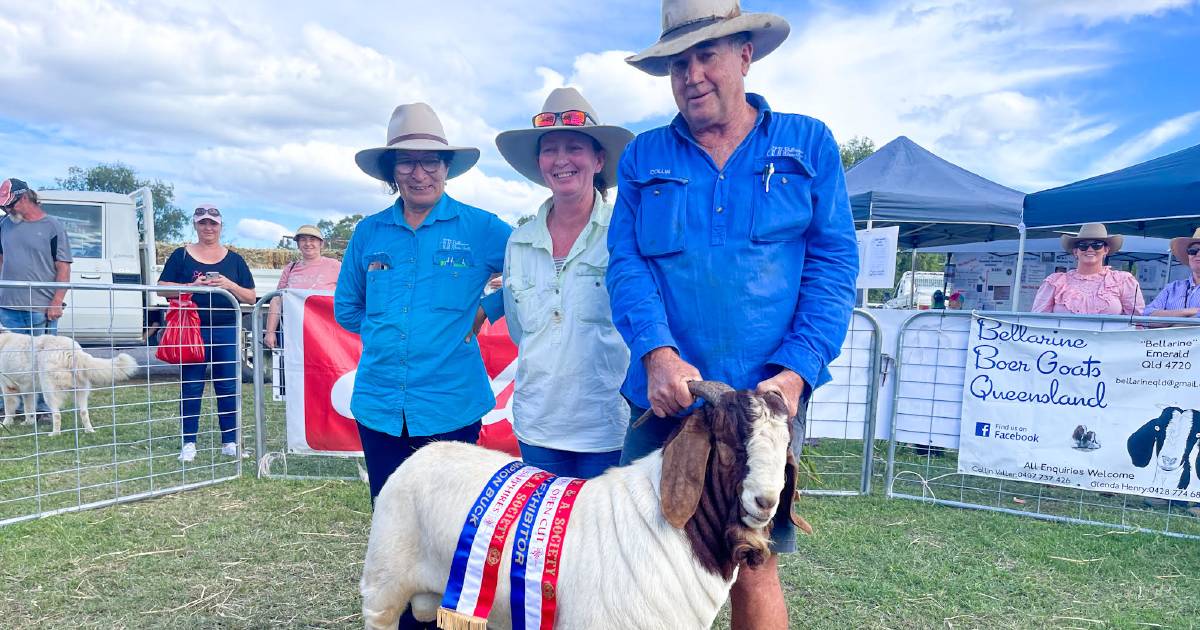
360, 381, 810, 629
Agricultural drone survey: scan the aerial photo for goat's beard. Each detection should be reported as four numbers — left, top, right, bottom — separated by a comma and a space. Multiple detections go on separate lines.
727, 522, 771, 568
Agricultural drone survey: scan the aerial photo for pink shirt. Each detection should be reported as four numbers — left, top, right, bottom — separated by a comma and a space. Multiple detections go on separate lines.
1031, 267, 1145, 315
276, 256, 341, 291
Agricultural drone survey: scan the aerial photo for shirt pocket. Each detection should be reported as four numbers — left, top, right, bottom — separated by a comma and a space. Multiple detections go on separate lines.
750, 156, 815, 242
430, 249, 476, 311
632, 176, 689, 257
364, 252, 393, 316
572, 262, 611, 325
508, 276, 548, 334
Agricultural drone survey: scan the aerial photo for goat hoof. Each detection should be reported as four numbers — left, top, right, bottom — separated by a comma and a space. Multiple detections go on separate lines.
84, 427, 95, 434
47, 430, 60, 437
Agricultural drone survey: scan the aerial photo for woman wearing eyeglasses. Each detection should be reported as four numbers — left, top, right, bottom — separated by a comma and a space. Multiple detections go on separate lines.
1031, 222, 1145, 315
158, 204, 257, 462
493, 88, 634, 478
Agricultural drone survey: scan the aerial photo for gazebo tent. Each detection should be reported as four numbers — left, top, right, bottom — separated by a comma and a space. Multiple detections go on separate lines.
847, 136, 1025, 248
1023, 142, 1200, 237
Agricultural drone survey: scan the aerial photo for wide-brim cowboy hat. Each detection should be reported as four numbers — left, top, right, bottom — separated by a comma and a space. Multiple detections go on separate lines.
291, 224, 323, 240
354, 102, 480, 183
625, 0, 791, 76
1169, 227, 1200, 264
1061, 222, 1123, 254
495, 88, 634, 189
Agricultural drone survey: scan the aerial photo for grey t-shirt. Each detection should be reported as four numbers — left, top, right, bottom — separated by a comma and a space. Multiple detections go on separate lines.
0, 214, 74, 309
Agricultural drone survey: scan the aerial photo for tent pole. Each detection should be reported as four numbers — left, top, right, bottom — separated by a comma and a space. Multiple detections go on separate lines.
910, 249, 917, 308
1011, 222, 1027, 311
857, 210, 874, 308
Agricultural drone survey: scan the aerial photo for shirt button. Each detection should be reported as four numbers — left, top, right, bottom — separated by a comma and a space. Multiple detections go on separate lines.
716, 207, 724, 213
719, 174, 725, 180
781, 176, 789, 184
401, 307, 408, 313
653, 190, 661, 196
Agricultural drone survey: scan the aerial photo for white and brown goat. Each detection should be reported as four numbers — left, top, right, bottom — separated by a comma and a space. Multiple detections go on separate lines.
360, 381, 808, 629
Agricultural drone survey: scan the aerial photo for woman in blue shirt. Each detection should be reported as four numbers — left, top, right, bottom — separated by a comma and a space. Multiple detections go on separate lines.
158, 205, 256, 463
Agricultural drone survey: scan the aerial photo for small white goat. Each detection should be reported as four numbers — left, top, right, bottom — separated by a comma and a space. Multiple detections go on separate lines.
361, 381, 806, 630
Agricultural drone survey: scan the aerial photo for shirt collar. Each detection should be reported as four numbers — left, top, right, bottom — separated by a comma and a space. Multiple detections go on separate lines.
388, 193, 461, 228
669, 92, 773, 142
511, 192, 612, 249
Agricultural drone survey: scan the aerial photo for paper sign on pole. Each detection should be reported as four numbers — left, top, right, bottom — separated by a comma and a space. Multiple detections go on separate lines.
856, 226, 899, 289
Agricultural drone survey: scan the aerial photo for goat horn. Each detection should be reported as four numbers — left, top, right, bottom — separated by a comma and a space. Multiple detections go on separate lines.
687, 380, 734, 404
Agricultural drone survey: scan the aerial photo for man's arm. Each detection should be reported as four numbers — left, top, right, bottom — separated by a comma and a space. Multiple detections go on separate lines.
333, 224, 366, 334
760, 125, 859, 414
606, 146, 698, 416
46, 260, 70, 320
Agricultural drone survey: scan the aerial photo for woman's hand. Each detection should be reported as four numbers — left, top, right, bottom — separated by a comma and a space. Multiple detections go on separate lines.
263, 332, 277, 349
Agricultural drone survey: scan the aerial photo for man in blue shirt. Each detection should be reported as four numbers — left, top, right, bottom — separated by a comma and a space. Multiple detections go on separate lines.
336, 102, 510, 511
611, 2, 858, 627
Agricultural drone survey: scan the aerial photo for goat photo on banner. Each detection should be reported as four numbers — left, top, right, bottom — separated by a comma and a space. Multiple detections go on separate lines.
958, 315, 1200, 500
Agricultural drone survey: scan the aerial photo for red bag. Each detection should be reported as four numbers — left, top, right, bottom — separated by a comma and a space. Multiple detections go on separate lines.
156, 293, 206, 364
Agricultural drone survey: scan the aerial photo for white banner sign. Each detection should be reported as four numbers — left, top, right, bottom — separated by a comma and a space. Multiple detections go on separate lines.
856, 226, 899, 289
959, 316, 1200, 500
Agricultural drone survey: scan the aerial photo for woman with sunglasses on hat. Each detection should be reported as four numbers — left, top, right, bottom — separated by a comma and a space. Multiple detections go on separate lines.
494, 88, 635, 478
1031, 222, 1146, 315
263, 224, 341, 350
158, 204, 257, 462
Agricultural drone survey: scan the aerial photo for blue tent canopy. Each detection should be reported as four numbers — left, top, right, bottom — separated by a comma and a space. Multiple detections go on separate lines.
1023, 142, 1200, 237
846, 136, 1025, 247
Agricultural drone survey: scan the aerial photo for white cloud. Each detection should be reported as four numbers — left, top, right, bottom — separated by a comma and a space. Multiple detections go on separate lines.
530, 51, 676, 126
1091, 111, 1200, 174
446, 168, 548, 224
236, 218, 289, 243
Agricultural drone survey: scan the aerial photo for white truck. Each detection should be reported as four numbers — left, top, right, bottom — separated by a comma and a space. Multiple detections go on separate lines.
883, 271, 945, 309
10, 188, 282, 378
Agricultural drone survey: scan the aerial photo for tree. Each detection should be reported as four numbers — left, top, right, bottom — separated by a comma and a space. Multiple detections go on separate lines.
840, 136, 876, 171
55, 163, 189, 241
316, 214, 364, 253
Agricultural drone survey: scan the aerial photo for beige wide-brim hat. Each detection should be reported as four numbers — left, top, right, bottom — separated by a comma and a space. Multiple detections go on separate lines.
625, 0, 791, 76
354, 102, 480, 183
291, 224, 323, 240
1169, 227, 1200, 264
1061, 222, 1124, 254
495, 88, 633, 189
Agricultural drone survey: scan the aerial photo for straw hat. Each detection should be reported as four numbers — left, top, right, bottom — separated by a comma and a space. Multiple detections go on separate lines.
625, 0, 791, 76
495, 88, 633, 189
1060, 222, 1123, 254
1169, 227, 1200, 264
354, 102, 480, 182
291, 224, 323, 240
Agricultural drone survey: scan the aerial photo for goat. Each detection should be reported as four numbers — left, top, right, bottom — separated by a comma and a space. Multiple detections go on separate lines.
360, 381, 806, 630
1126, 407, 1200, 490
0, 331, 140, 436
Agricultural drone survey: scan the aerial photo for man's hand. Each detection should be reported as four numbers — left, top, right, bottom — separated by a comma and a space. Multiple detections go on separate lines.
263, 332, 277, 349
644, 347, 702, 417
755, 369, 808, 418
46, 303, 64, 321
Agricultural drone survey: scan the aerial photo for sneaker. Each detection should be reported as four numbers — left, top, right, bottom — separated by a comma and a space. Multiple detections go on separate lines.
178, 443, 197, 463
221, 443, 239, 457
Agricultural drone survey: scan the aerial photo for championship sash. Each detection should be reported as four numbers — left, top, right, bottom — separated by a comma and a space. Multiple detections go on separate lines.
438, 463, 586, 630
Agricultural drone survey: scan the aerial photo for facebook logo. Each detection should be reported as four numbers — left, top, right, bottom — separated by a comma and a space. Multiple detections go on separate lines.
975, 422, 991, 437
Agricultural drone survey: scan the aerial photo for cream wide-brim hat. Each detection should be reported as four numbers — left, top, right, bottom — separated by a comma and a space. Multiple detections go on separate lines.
1060, 222, 1124, 254
354, 102, 480, 182
625, 0, 790, 76
291, 224, 323, 241
1168, 227, 1200, 265
495, 87, 633, 189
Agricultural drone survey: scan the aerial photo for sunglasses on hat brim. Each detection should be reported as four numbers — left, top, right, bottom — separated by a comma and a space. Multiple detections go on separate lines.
532, 110, 596, 128
193, 207, 222, 218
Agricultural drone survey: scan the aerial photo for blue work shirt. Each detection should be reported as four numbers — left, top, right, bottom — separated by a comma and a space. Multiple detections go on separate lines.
606, 93, 858, 409
334, 193, 511, 436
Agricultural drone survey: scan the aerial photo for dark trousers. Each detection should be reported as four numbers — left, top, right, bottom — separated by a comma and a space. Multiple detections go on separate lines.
180, 324, 239, 445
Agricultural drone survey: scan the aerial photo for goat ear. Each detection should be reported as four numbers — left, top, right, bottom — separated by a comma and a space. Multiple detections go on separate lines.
661, 407, 712, 529
776, 450, 813, 535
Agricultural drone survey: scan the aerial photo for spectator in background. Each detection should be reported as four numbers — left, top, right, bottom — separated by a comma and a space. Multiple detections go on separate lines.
1031, 223, 1145, 315
158, 205, 256, 463
494, 87, 634, 478
931, 290, 946, 309
1144, 227, 1200, 319
947, 291, 963, 310
263, 224, 341, 349
0, 177, 73, 417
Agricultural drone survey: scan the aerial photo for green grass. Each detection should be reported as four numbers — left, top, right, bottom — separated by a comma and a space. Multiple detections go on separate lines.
3, 387, 1200, 628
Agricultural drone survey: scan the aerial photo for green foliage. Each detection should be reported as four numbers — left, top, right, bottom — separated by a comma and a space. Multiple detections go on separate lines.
839, 136, 876, 171
55, 163, 189, 241
315, 214, 364, 253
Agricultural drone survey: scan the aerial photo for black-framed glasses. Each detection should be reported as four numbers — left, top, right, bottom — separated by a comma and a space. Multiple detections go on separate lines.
1187, 246, 1200, 257
532, 110, 596, 128
394, 157, 444, 175
1074, 240, 1107, 251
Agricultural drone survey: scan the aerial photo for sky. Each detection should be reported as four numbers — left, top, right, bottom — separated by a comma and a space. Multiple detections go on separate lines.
0, 0, 1197, 247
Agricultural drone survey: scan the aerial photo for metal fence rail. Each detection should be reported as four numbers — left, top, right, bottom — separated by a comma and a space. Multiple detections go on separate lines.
799, 308, 882, 496
0, 281, 244, 527
252, 291, 362, 481
885, 310, 1200, 539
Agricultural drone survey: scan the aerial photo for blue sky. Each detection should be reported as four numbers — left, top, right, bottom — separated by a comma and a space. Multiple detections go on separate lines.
0, 0, 1197, 246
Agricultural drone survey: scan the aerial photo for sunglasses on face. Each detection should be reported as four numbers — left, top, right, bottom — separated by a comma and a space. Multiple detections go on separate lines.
532, 110, 595, 128
1187, 246, 1200, 257
394, 158, 444, 175
193, 207, 221, 218
1074, 240, 1107, 251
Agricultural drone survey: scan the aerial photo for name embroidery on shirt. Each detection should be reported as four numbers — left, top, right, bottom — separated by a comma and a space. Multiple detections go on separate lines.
649, 168, 672, 176
766, 146, 804, 158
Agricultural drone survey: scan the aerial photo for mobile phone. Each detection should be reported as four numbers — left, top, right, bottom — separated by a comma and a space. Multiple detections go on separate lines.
205, 271, 221, 279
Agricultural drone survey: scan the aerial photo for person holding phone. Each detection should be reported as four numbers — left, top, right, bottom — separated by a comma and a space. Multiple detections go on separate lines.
158, 204, 256, 462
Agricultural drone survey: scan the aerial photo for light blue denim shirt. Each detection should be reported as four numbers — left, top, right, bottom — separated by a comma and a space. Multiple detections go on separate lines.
606, 93, 859, 409
334, 194, 511, 436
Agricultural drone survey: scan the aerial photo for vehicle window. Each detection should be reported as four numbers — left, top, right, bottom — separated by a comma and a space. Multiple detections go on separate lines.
42, 203, 103, 259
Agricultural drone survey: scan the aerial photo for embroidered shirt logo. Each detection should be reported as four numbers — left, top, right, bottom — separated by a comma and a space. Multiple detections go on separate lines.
440, 238, 471, 251
649, 168, 672, 176
766, 146, 804, 158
